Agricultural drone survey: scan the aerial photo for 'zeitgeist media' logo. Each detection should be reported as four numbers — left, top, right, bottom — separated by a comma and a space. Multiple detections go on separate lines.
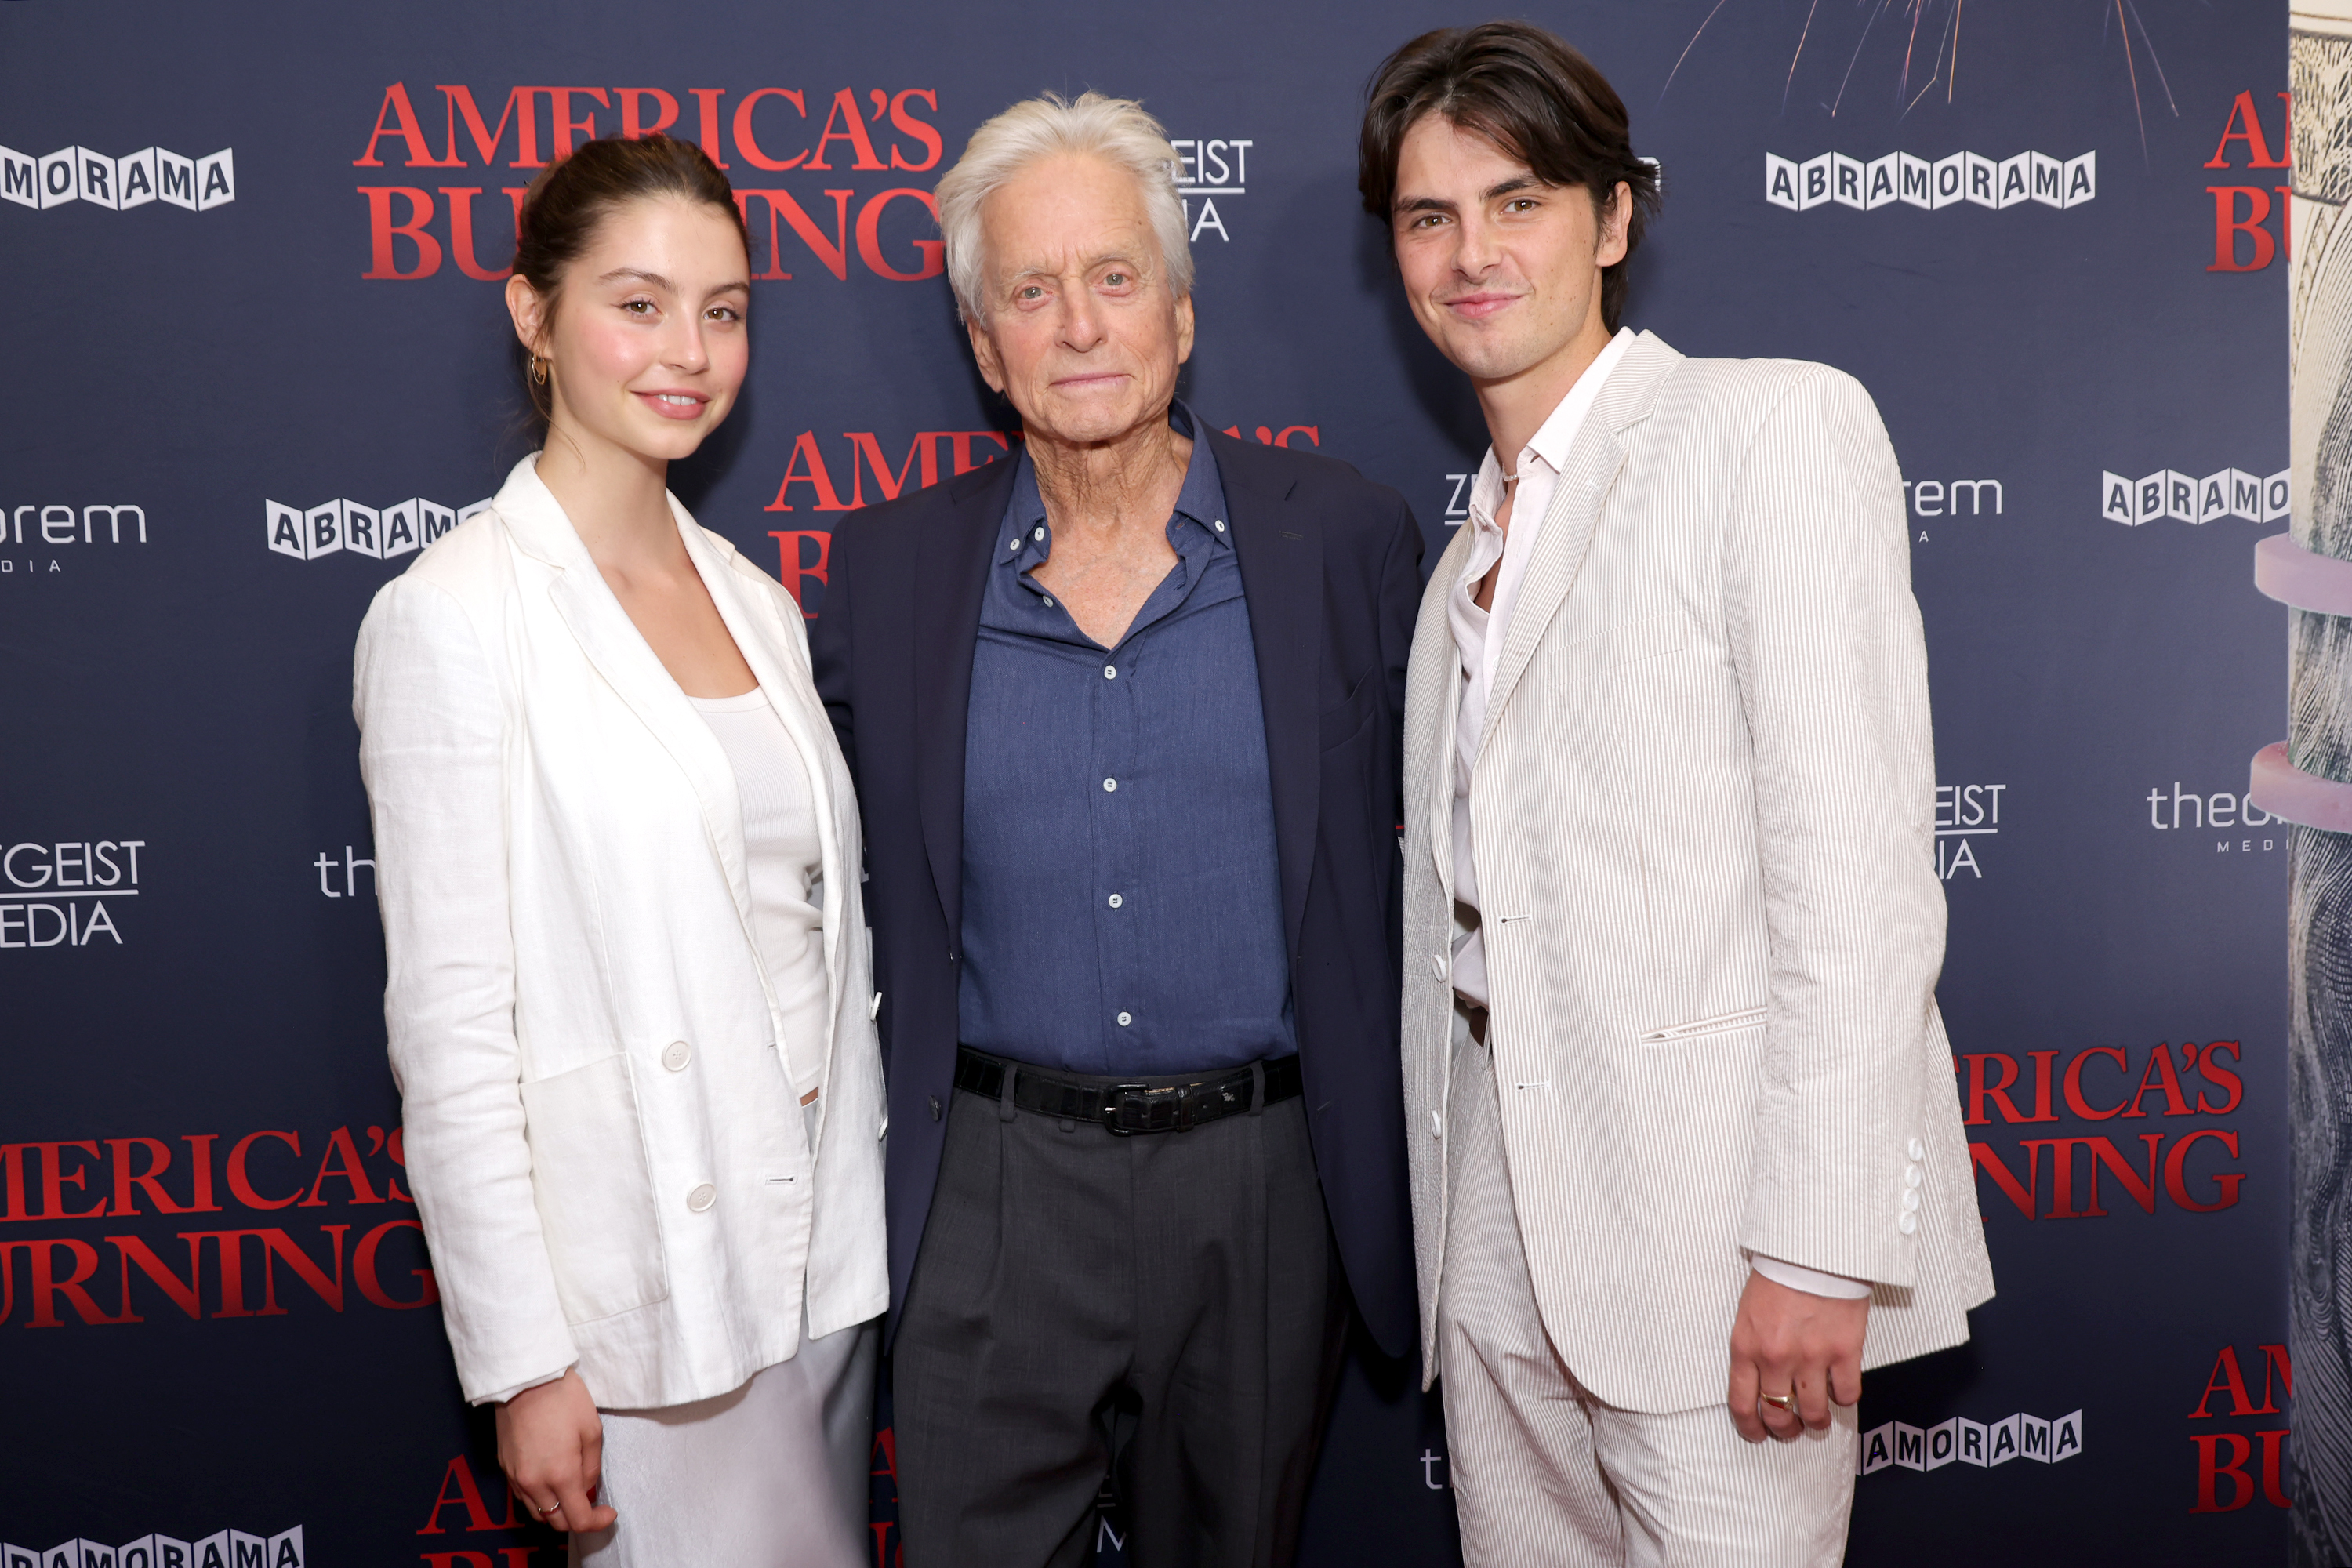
1766, 150, 2094, 211
2, 840, 143, 949
1171, 136, 1250, 243
1860, 1411, 2084, 1475
0, 145, 234, 212
264, 495, 487, 563
2100, 466, 2290, 526
2, 1528, 305, 1568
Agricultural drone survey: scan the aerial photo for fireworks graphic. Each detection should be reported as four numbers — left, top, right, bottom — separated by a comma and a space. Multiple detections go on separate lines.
1661, 1, 2183, 158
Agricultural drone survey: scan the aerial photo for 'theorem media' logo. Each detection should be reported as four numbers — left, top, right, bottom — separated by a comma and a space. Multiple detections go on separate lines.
1766, 150, 2094, 211
0, 146, 234, 212
2099, 467, 2289, 526
1860, 1411, 2084, 1474
264, 496, 487, 563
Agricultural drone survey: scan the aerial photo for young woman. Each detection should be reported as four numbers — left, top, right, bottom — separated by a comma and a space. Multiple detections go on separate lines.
353, 134, 885, 1566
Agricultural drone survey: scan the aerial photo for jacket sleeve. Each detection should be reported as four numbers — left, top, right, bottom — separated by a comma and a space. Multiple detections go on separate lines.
354, 574, 577, 1403
1721, 366, 1944, 1288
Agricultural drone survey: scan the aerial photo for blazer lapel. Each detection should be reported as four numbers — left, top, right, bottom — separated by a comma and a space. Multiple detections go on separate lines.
1213, 430, 1321, 963
1413, 524, 1476, 895
915, 456, 1021, 946
681, 521, 842, 966
1479, 332, 1682, 750
501, 463, 756, 936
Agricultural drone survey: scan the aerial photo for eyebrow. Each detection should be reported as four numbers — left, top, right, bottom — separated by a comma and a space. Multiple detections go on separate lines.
597, 267, 751, 295
1393, 175, 1545, 218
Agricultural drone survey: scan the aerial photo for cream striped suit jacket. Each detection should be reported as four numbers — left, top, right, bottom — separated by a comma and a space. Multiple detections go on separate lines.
1400, 331, 1994, 1414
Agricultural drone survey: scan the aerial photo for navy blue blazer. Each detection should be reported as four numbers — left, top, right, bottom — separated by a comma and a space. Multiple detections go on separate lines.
809, 428, 1422, 1359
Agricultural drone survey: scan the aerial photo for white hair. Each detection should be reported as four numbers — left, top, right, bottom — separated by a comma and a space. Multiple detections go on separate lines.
933, 90, 1194, 323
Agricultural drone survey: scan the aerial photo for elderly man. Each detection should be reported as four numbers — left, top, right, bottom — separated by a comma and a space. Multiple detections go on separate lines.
810, 93, 1421, 1566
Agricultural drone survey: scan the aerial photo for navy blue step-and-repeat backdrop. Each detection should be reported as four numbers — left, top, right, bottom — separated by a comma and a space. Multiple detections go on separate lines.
0, 2, 2295, 1563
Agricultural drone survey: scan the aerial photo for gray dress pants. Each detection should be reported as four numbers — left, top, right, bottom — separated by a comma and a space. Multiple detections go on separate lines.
894, 1062, 1345, 1568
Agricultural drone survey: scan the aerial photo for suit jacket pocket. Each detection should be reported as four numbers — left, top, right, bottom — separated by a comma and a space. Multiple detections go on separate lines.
519, 1053, 670, 1324
1320, 666, 1376, 752
1636, 1006, 1767, 1046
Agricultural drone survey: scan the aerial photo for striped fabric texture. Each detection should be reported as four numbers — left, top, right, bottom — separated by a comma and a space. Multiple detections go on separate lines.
1398, 332, 1995, 1415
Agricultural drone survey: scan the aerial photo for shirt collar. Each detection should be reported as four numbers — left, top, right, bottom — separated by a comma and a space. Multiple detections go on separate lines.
1466, 326, 1636, 532
1000, 399, 1226, 574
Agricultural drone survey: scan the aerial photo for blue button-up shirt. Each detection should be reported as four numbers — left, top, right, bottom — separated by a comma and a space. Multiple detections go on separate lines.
958, 403, 1295, 1076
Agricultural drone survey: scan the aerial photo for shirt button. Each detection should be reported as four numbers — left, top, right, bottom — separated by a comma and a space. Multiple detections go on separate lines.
686, 1184, 717, 1213
662, 1040, 691, 1072
1104, 664, 1116, 679
1897, 1211, 1918, 1236
1431, 953, 1446, 981
1117, 1011, 1133, 1027
1904, 1164, 1922, 1188
1033, 525, 1046, 541
1907, 1136, 1926, 1161
1431, 1109, 1443, 1138
1042, 595, 1055, 607
1007, 538, 1018, 551
1107, 893, 1123, 909
1902, 1189, 1922, 1213
1103, 777, 1118, 793
1213, 519, 1226, 532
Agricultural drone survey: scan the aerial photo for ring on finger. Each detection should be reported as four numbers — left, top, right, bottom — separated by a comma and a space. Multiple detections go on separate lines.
537, 1503, 562, 1517
1761, 1392, 1798, 1411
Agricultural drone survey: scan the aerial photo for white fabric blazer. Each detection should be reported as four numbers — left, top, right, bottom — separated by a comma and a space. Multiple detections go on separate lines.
354, 455, 887, 1411
1400, 332, 1994, 1414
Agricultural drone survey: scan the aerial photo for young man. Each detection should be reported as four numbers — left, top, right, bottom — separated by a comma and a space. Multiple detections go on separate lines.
1362, 24, 1994, 1565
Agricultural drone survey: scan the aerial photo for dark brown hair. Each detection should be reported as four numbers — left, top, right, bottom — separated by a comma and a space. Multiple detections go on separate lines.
1359, 22, 1662, 331
512, 132, 750, 422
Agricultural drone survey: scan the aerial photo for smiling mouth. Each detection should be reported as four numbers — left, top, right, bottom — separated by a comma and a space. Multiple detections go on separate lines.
1443, 294, 1521, 319
637, 390, 710, 419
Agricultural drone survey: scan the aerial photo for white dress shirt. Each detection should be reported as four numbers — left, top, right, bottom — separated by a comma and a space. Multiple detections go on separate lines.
1447, 328, 1869, 1304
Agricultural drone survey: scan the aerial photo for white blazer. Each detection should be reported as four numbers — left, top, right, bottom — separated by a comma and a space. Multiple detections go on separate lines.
1400, 332, 1994, 1414
354, 455, 887, 1411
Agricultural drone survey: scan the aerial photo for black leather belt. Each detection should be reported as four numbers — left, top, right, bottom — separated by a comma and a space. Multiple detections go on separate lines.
954, 1046, 1302, 1135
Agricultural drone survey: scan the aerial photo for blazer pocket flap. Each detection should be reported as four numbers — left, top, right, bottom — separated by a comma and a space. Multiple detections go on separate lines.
519, 1053, 670, 1323
1599, 612, 1694, 668
1637, 1006, 1768, 1045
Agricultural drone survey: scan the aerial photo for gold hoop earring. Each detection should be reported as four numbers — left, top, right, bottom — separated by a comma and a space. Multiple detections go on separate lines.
529, 354, 549, 386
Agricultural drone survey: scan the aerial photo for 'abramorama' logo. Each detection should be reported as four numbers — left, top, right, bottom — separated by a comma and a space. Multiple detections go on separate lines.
2099, 467, 2289, 526
1767, 151, 2094, 211
1860, 1411, 2084, 1474
2, 1528, 304, 1568
0, 146, 234, 211
265, 496, 487, 563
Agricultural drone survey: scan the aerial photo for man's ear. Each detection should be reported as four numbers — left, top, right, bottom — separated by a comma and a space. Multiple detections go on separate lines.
966, 313, 1007, 395
1595, 181, 1633, 269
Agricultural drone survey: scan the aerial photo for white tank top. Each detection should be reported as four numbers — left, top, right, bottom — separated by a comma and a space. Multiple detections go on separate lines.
688, 689, 830, 1102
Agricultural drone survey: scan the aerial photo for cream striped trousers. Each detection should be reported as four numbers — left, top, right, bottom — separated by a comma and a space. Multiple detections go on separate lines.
1437, 1025, 1859, 1566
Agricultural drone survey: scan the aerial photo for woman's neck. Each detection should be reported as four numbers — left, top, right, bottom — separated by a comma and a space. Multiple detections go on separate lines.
533, 418, 677, 569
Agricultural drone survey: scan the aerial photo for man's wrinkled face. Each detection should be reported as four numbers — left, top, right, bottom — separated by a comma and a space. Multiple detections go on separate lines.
967, 153, 1194, 446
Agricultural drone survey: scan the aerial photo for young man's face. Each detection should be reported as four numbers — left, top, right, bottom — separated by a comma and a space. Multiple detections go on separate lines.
1389, 114, 1628, 386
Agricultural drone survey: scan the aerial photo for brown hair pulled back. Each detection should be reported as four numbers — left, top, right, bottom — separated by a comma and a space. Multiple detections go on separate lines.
512, 132, 750, 423
1359, 23, 1662, 332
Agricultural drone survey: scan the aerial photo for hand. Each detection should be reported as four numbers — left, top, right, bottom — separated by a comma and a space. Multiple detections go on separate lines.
496, 1369, 618, 1533
1726, 1268, 1868, 1443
